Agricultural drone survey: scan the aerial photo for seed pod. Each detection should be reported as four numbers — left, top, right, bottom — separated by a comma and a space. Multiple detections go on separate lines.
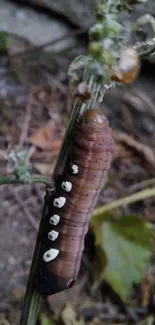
111, 48, 140, 84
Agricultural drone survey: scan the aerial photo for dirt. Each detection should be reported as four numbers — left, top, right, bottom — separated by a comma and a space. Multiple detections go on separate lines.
0, 184, 43, 300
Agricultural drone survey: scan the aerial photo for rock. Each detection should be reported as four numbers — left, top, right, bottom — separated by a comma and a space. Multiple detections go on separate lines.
1, 0, 155, 55
16, 0, 96, 28
16, 0, 155, 41
0, 0, 77, 52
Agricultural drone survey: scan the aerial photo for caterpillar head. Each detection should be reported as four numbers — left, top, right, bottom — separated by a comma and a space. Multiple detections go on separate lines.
84, 109, 108, 127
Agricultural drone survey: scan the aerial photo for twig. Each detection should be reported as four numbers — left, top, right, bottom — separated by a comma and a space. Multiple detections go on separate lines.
128, 178, 155, 193
19, 101, 32, 148
134, 37, 155, 58
19, 195, 49, 325
0, 174, 50, 186
33, 183, 44, 202
13, 191, 38, 231
140, 45, 155, 58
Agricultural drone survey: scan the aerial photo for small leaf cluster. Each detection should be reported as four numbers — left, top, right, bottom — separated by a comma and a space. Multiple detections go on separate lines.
6, 150, 32, 183
88, 2, 130, 76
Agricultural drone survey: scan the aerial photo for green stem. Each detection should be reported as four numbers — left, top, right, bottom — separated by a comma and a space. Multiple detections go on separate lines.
53, 75, 100, 177
20, 75, 101, 325
20, 200, 48, 325
53, 98, 81, 176
31, 176, 50, 185
0, 175, 50, 186
20, 286, 42, 325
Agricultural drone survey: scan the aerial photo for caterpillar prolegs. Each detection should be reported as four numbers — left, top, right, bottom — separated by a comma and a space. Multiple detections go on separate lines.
34, 108, 114, 296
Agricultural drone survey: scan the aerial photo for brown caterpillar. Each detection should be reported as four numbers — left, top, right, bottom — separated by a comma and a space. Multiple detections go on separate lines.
34, 108, 114, 296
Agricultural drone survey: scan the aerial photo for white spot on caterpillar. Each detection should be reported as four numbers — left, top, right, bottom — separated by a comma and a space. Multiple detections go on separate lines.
49, 214, 60, 225
61, 181, 72, 192
48, 230, 59, 241
53, 197, 66, 208
71, 164, 78, 174
43, 248, 59, 262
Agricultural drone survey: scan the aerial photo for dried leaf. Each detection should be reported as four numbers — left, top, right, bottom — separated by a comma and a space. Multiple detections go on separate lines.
92, 215, 152, 301
34, 163, 53, 176
29, 121, 64, 152
61, 304, 85, 325
12, 286, 25, 301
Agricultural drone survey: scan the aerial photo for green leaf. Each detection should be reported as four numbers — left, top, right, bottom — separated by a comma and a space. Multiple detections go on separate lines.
40, 313, 55, 325
93, 215, 152, 301
137, 316, 154, 325
0, 31, 9, 51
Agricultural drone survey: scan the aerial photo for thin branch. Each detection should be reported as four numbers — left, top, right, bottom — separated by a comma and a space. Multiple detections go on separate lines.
0, 174, 50, 186
13, 191, 39, 231
133, 37, 155, 58
128, 178, 155, 193
19, 102, 32, 148
140, 45, 155, 58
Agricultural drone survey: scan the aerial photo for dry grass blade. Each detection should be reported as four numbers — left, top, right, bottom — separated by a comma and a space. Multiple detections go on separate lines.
92, 187, 155, 219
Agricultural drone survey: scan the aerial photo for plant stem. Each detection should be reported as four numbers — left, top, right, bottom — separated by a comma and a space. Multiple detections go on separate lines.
20, 200, 48, 325
20, 75, 100, 325
53, 98, 81, 176
0, 175, 50, 186
53, 75, 100, 177
20, 281, 42, 325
